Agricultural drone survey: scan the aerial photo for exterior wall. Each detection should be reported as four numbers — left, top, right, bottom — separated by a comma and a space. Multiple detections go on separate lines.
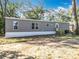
5, 17, 70, 38
5, 18, 56, 32
58, 23, 69, 30
5, 17, 70, 32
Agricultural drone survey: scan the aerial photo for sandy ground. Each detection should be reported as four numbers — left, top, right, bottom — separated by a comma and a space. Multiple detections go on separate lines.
0, 39, 79, 59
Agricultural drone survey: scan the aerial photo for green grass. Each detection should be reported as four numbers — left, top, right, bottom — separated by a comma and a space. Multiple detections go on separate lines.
57, 35, 79, 40
0, 37, 33, 44
0, 35, 79, 44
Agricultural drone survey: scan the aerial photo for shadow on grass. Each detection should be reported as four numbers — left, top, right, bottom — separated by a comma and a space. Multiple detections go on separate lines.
0, 35, 56, 44
0, 51, 35, 59
24, 56, 35, 59
1, 35, 79, 49
25, 36, 79, 49
0, 51, 24, 59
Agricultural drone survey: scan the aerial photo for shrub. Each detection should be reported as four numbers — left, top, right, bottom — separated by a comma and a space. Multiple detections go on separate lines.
0, 18, 4, 35
56, 29, 65, 36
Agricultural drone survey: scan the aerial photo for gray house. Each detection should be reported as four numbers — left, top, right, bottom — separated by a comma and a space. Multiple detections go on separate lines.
5, 17, 69, 38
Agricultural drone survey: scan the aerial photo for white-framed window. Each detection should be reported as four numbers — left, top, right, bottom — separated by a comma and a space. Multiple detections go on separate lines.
36, 23, 38, 29
13, 21, 18, 30
32, 23, 39, 29
32, 23, 35, 29
55, 23, 59, 31
46, 23, 49, 26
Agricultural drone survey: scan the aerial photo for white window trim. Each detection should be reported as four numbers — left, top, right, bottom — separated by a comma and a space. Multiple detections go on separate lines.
35, 23, 39, 29
13, 21, 18, 30
32, 23, 39, 29
55, 23, 59, 31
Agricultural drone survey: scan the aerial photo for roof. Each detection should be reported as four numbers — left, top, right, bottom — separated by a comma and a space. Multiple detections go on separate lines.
5, 17, 69, 24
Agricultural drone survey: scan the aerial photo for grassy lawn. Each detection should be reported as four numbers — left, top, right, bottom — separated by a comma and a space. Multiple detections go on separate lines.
0, 36, 33, 44
58, 35, 79, 40
0, 35, 79, 44
0, 35, 79, 59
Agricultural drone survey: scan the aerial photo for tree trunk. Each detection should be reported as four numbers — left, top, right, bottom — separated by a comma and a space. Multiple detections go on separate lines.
72, 0, 79, 35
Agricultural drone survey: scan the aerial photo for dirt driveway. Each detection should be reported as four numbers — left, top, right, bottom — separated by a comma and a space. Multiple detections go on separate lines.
0, 38, 79, 59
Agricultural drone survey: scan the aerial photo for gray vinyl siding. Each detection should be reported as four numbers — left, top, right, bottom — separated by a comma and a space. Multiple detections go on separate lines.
5, 17, 70, 32
58, 23, 69, 30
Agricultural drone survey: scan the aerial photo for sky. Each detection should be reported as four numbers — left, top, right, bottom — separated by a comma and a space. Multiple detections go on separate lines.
44, 0, 72, 8
13, 0, 79, 17
44, 0, 79, 9
12, 0, 79, 9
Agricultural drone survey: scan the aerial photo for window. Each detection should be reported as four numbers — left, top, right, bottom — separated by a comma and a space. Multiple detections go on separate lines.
32, 23, 39, 29
32, 23, 35, 29
13, 21, 18, 30
46, 23, 49, 26
55, 23, 59, 31
36, 23, 38, 29
55, 23, 59, 28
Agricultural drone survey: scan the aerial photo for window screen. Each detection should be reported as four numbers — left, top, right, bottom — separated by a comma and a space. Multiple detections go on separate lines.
32, 23, 35, 29
13, 21, 18, 30
36, 23, 38, 29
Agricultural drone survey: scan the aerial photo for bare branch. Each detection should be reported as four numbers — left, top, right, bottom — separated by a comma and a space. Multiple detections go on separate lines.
0, 0, 4, 13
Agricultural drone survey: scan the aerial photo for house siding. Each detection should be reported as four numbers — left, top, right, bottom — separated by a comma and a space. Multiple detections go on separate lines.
5, 17, 70, 32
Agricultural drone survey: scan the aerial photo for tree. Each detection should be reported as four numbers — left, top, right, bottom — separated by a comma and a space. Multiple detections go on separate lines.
50, 9, 71, 22
0, 0, 8, 34
0, 0, 20, 34
23, 0, 44, 19
72, 0, 79, 35
24, 6, 44, 19
6, 2, 19, 17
